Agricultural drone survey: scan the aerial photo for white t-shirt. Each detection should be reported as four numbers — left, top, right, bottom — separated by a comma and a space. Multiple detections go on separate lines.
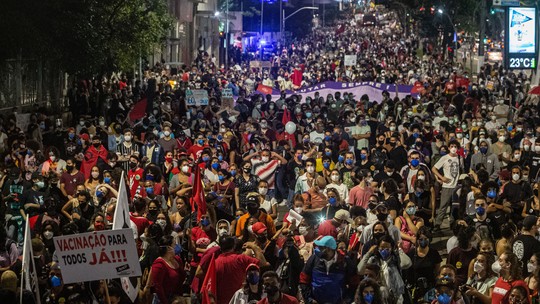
260, 196, 277, 213
434, 154, 463, 189
309, 131, 324, 144
352, 125, 371, 150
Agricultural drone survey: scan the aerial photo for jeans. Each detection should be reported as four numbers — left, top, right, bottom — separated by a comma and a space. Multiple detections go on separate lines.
435, 188, 454, 227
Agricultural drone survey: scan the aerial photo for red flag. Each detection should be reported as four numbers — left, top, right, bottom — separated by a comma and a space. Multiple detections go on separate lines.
191, 162, 207, 221
201, 254, 216, 304
128, 98, 148, 123
282, 107, 291, 126
256, 84, 273, 95
292, 69, 303, 87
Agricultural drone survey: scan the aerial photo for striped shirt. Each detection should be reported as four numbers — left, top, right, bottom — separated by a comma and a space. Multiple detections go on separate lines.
116, 142, 140, 172
251, 158, 280, 189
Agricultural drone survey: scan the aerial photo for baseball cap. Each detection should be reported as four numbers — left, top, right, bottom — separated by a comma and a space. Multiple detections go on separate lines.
314, 235, 337, 250
523, 215, 538, 230
79, 133, 90, 141
435, 277, 455, 288
455, 128, 463, 133
246, 263, 259, 272
251, 222, 267, 235
334, 209, 353, 223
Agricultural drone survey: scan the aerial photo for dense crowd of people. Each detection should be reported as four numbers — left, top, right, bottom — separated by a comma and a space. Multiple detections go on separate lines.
1, 3, 540, 304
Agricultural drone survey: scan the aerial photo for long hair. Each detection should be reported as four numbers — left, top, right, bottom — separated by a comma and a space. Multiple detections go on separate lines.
355, 278, 383, 304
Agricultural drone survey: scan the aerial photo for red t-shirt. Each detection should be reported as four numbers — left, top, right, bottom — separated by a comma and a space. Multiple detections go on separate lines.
150, 256, 186, 304
128, 168, 145, 198
317, 220, 338, 238
187, 144, 205, 160
215, 253, 259, 304
258, 294, 299, 304
491, 277, 528, 304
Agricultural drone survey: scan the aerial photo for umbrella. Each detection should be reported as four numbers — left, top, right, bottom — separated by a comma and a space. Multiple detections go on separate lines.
529, 86, 540, 95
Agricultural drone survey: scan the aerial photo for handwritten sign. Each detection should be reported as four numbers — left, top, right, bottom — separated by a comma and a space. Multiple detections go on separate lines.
344, 55, 357, 66
54, 229, 141, 283
186, 89, 209, 106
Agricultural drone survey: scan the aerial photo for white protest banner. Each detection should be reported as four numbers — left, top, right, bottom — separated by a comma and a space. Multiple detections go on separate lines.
344, 55, 357, 66
114, 174, 140, 302
53, 229, 141, 284
21, 220, 41, 304
186, 89, 209, 106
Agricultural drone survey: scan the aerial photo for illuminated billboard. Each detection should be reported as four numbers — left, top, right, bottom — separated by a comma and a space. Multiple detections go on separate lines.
505, 7, 538, 69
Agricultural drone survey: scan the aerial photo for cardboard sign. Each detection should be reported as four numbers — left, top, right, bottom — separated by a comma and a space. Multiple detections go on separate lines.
222, 88, 233, 99
186, 89, 209, 106
344, 55, 357, 66
54, 229, 141, 283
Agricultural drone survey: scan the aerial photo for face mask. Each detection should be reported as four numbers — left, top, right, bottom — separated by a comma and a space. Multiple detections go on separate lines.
50, 156, 56, 162
379, 248, 391, 260
410, 159, 419, 167
338, 155, 344, 163
480, 147, 488, 154
200, 218, 210, 227
156, 219, 166, 230
182, 166, 190, 173
512, 174, 520, 181
198, 139, 205, 145
492, 261, 502, 274
261, 156, 269, 163
230, 169, 236, 176
364, 293, 374, 304
476, 206, 486, 216
417, 175, 426, 181
406, 207, 416, 215
163, 130, 171, 137
323, 162, 330, 170
386, 171, 394, 176
389, 126, 396, 131
43, 231, 54, 240
211, 163, 220, 170
129, 162, 137, 169
376, 213, 387, 222
331, 175, 339, 182
264, 285, 280, 297
218, 228, 228, 237
437, 111, 444, 116
457, 133, 463, 139
91, 171, 99, 179
419, 239, 429, 248
259, 187, 268, 195
474, 261, 484, 273
487, 190, 497, 199
528, 262, 537, 273
329, 197, 337, 206
298, 226, 309, 235
499, 136, 506, 142
247, 272, 260, 285
243, 167, 251, 173
437, 293, 452, 304
306, 166, 315, 174
66, 165, 74, 172
450, 147, 457, 154
145, 187, 154, 195
124, 135, 132, 142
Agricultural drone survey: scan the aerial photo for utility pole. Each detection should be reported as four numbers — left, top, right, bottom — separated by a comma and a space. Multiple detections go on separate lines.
478, 0, 486, 73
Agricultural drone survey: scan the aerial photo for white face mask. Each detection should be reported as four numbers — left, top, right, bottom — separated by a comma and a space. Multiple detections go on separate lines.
99, 121, 105, 126
181, 165, 190, 173
261, 156, 270, 163
473, 261, 484, 273
450, 147, 458, 154
91, 172, 99, 179
514, 154, 521, 160
124, 135, 132, 142
298, 226, 309, 236
156, 219, 166, 230
528, 262, 537, 273
389, 126, 396, 131
306, 166, 315, 174
499, 136, 506, 142
331, 175, 339, 182
50, 156, 56, 162
417, 175, 426, 180
164, 130, 171, 137
524, 145, 531, 151
258, 187, 268, 195
512, 174, 521, 181
218, 228, 228, 237
43, 231, 54, 240
294, 207, 303, 214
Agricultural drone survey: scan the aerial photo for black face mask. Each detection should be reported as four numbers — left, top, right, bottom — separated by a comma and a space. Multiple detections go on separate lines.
247, 204, 259, 215
66, 165, 74, 172
373, 232, 385, 240
257, 234, 267, 243
376, 213, 388, 222
129, 162, 137, 169
378, 140, 384, 145
93, 143, 100, 148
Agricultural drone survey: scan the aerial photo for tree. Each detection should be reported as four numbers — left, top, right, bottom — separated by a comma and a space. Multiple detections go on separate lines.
0, 0, 172, 76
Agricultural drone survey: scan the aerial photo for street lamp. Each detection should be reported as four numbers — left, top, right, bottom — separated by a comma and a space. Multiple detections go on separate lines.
437, 9, 458, 59
282, 7, 319, 42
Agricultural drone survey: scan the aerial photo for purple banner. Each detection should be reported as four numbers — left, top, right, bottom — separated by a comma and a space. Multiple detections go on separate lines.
265, 81, 416, 103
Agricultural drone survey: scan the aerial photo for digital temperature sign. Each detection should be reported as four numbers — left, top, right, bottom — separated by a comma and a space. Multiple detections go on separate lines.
505, 7, 538, 69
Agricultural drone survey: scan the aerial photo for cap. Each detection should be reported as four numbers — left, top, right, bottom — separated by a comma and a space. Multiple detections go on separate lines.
334, 209, 353, 223
251, 222, 267, 235
523, 215, 538, 230
10, 167, 21, 177
205, 192, 219, 202
246, 196, 259, 205
455, 128, 463, 133
246, 263, 259, 272
314, 235, 337, 250
435, 277, 455, 288
79, 133, 90, 141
